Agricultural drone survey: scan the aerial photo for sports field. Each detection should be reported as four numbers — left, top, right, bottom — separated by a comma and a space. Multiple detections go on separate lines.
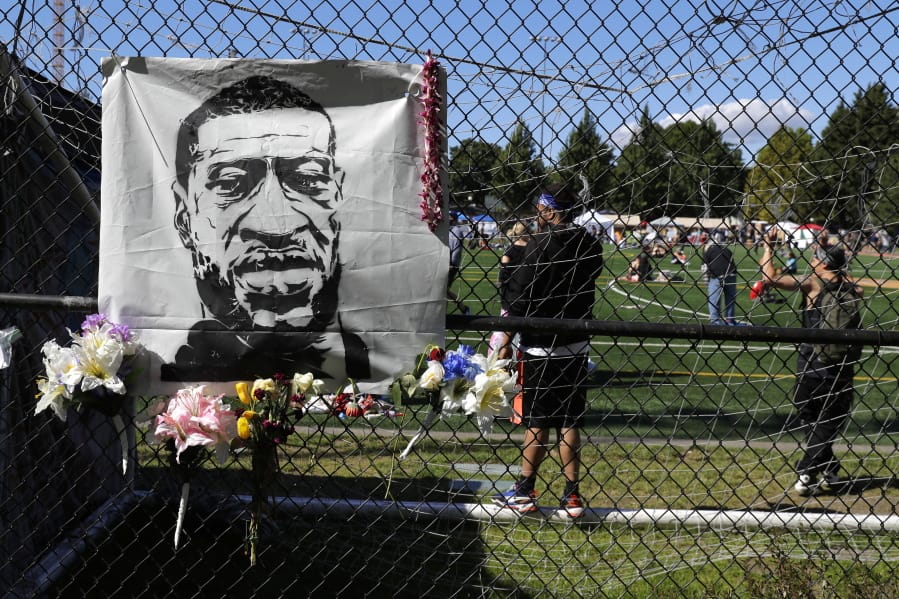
448, 241, 899, 444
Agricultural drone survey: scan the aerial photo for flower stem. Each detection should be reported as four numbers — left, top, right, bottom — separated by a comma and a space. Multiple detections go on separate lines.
399, 408, 440, 460
112, 414, 128, 476
174, 481, 189, 549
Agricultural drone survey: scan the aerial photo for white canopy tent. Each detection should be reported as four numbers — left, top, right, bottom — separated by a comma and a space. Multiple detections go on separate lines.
574, 210, 616, 241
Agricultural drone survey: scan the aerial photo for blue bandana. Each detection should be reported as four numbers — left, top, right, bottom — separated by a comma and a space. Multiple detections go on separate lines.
537, 193, 564, 210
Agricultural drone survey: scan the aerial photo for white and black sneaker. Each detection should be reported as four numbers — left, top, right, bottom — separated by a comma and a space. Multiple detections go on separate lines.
818, 472, 841, 493
794, 474, 817, 496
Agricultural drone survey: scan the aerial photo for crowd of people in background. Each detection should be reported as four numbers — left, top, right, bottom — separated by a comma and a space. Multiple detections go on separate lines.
459, 187, 869, 515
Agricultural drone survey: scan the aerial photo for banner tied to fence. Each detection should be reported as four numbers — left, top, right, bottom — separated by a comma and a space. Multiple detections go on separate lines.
99, 58, 447, 395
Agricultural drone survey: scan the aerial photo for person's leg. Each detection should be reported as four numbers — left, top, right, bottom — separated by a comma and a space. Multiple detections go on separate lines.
493, 353, 547, 510
559, 426, 581, 486
723, 274, 738, 321
793, 375, 823, 476
707, 276, 723, 323
805, 379, 853, 477
520, 427, 550, 483
446, 266, 469, 314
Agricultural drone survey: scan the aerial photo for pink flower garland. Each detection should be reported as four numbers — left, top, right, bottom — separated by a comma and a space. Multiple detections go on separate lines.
418, 51, 444, 232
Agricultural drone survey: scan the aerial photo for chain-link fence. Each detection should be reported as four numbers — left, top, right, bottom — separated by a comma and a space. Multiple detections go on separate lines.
3, 1, 899, 597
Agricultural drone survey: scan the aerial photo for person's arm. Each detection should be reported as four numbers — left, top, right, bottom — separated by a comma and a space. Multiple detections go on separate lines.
760, 234, 805, 293
505, 242, 538, 317
497, 253, 511, 288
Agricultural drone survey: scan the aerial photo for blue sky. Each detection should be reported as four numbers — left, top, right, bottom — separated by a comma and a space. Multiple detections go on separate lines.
3, 0, 898, 163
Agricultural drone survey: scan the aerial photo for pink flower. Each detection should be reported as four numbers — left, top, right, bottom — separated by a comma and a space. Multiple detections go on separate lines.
155, 385, 237, 464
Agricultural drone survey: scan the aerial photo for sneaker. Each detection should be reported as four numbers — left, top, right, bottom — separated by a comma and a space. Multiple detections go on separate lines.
726, 320, 750, 326
557, 493, 585, 519
818, 472, 841, 493
491, 485, 538, 513
794, 473, 817, 496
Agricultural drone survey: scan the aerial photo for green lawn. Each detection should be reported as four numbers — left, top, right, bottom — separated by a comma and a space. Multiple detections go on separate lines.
116, 242, 899, 599
446, 242, 899, 443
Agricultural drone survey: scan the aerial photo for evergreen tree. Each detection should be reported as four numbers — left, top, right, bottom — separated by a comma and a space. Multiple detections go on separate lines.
661, 119, 745, 222
493, 120, 546, 213
555, 108, 614, 209
448, 139, 501, 211
743, 126, 814, 222
609, 107, 669, 217
808, 82, 899, 227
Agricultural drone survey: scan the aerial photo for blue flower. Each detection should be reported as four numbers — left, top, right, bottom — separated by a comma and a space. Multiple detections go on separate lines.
442, 345, 482, 382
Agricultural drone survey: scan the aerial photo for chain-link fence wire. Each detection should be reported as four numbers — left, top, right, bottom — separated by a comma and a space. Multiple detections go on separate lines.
2, 1, 899, 597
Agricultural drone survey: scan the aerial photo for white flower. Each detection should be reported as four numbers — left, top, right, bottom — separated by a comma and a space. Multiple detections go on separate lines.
72, 336, 125, 394
470, 351, 511, 378
252, 378, 276, 396
41, 340, 82, 392
35, 376, 71, 421
462, 368, 517, 435
440, 376, 470, 412
418, 360, 445, 391
291, 372, 323, 396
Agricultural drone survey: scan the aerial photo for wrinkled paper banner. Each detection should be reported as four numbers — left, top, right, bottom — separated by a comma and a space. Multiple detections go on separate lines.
99, 58, 447, 395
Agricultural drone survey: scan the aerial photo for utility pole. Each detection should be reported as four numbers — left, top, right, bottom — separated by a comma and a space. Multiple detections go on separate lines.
53, 0, 66, 83
529, 35, 561, 160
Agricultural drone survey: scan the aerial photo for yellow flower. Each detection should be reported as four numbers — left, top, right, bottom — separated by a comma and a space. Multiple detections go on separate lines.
243, 410, 257, 419
236, 381, 252, 405
237, 416, 251, 439
252, 378, 275, 398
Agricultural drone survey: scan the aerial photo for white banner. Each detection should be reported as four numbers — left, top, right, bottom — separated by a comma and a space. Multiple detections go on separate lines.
99, 58, 447, 395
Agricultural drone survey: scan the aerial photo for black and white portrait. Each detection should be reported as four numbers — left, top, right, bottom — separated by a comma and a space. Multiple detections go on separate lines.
99, 58, 447, 394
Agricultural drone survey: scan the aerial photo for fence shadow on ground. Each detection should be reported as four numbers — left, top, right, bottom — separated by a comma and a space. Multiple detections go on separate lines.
45, 488, 535, 599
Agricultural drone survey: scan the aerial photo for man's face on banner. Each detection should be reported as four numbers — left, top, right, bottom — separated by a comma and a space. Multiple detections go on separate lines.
178, 107, 343, 328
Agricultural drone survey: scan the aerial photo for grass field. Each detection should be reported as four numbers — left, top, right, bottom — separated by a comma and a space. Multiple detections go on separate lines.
92, 242, 899, 598
448, 242, 899, 444
122, 422, 899, 598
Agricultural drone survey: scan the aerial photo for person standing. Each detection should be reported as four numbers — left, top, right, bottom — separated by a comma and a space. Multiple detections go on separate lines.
760, 233, 863, 496
491, 185, 604, 518
447, 212, 471, 315
489, 221, 531, 360
703, 234, 739, 325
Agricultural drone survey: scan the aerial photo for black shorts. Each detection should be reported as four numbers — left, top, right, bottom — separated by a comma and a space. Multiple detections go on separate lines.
520, 352, 587, 429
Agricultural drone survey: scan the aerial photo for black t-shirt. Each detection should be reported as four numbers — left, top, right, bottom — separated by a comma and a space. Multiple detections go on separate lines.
505, 223, 604, 347
499, 243, 528, 311
703, 244, 736, 277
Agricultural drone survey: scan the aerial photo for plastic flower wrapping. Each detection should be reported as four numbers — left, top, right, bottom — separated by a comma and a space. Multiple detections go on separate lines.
35, 313, 141, 421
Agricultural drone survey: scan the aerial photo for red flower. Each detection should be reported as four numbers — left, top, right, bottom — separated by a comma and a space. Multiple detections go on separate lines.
428, 347, 446, 362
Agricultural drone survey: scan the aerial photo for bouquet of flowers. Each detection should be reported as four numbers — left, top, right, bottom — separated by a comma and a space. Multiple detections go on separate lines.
35, 313, 140, 420
233, 372, 323, 566
35, 313, 141, 475
396, 344, 517, 459
153, 385, 236, 549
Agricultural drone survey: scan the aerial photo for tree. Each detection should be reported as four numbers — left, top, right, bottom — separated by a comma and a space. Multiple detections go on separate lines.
555, 109, 614, 209
808, 82, 899, 227
609, 109, 745, 221
660, 119, 745, 221
609, 107, 669, 217
448, 139, 501, 211
743, 126, 814, 223
492, 120, 546, 213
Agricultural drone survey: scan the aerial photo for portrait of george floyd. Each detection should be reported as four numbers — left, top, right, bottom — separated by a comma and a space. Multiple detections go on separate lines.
99, 58, 447, 395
